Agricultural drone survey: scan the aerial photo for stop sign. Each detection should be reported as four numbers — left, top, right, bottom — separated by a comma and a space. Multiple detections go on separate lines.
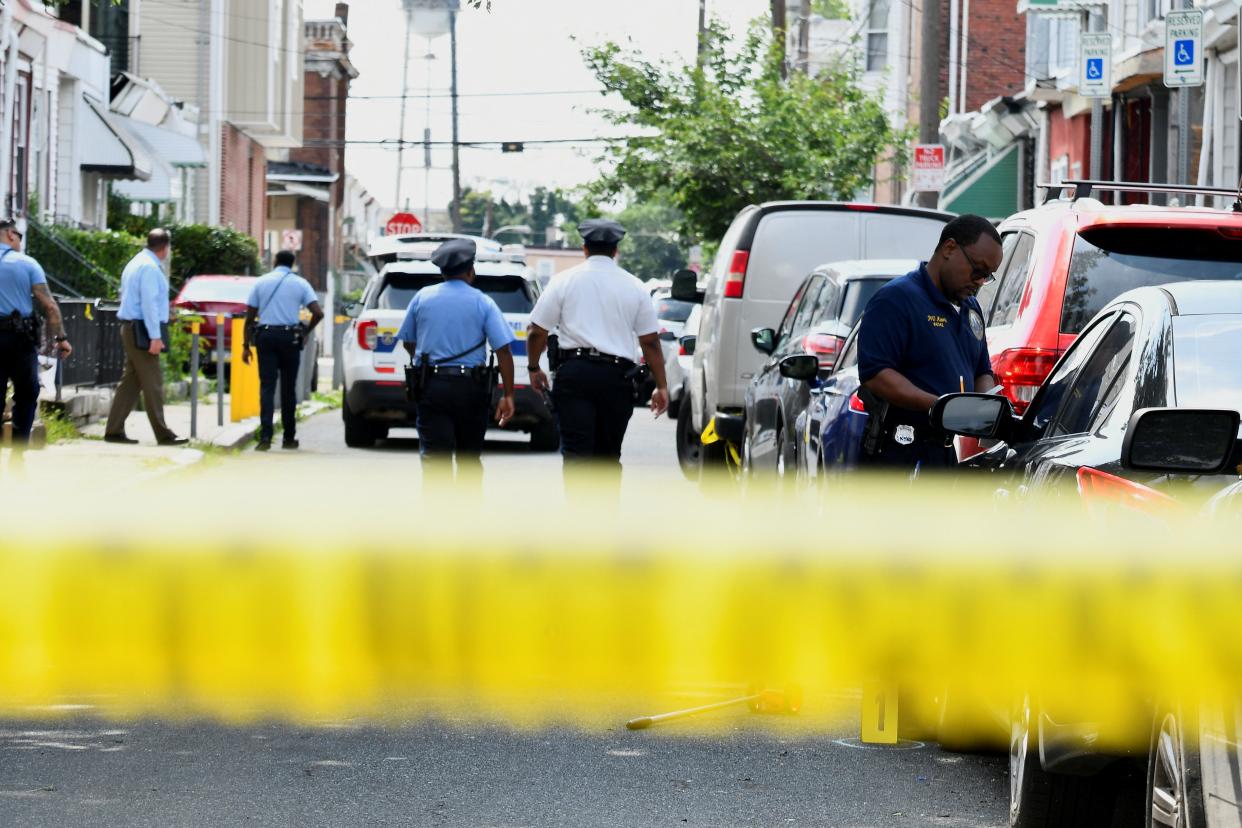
385, 212, 423, 236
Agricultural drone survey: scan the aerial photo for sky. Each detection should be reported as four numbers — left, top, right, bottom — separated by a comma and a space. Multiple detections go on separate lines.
303, 0, 768, 222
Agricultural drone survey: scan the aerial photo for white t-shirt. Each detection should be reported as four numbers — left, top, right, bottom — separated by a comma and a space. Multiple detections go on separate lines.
529, 255, 659, 361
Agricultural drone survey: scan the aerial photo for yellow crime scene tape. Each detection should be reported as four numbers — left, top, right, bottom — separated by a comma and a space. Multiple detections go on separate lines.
0, 466, 1239, 749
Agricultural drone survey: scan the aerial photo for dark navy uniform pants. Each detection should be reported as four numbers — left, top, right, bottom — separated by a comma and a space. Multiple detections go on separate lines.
416, 374, 491, 473
0, 329, 40, 444
552, 358, 635, 467
256, 328, 301, 443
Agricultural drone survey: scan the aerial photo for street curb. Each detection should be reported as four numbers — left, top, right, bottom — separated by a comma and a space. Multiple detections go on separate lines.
217, 400, 333, 452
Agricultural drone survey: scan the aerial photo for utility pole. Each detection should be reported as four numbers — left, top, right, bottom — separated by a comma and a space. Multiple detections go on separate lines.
798, 0, 811, 74
697, 0, 707, 69
916, 0, 941, 207
771, 0, 787, 78
449, 7, 463, 232
395, 0, 415, 209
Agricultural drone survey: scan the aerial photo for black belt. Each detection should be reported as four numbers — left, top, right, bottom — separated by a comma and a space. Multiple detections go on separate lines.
559, 347, 635, 369
258, 324, 301, 331
0, 315, 33, 331
429, 365, 486, 377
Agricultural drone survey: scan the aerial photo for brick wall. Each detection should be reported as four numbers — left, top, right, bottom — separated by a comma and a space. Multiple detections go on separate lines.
289, 65, 348, 289
220, 122, 266, 243
938, 0, 1027, 114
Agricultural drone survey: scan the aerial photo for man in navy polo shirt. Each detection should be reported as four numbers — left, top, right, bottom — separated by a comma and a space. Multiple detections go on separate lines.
857, 214, 1003, 471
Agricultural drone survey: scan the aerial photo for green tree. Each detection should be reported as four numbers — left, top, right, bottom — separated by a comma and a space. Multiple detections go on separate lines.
614, 198, 686, 282
583, 19, 911, 243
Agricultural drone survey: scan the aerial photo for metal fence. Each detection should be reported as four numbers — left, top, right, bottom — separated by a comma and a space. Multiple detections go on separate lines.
56, 300, 126, 388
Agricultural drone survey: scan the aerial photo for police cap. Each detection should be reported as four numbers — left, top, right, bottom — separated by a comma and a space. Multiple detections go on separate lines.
577, 219, 626, 245
431, 238, 476, 275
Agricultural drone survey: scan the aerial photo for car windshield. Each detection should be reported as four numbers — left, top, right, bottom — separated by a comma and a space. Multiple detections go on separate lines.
655, 298, 696, 322
1062, 228, 1242, 333
839, 278, 892, 327
375, 273, 533, 313
1172, 315, 1242, 410
179, 279, 254, 304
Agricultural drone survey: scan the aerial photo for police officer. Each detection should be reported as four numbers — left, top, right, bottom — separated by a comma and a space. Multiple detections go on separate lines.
242, 250, 324, 451
856, 213, 1003, 472
526, 219, 668, 475
0, 219, 71, 447
397, 238, 516, 480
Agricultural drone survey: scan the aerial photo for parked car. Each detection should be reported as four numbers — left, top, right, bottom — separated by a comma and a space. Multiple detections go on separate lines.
740, 259, 913, 479
967, 183, 1242, 441
673, 202, 952, 473
339, 235, 556, 450
667, 304, 701, 422
792, 319, 868, 485
930, 281, 1242, 827
171, 274, 258, 368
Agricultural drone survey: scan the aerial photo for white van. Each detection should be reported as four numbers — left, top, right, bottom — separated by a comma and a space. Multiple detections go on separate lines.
680, 202, 953, 466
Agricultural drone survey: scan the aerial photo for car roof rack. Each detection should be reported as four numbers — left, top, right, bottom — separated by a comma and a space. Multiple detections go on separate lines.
1036, 179, 1242, 212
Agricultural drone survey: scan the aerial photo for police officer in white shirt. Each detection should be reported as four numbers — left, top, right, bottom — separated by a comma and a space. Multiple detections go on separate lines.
527, 219, 668, 473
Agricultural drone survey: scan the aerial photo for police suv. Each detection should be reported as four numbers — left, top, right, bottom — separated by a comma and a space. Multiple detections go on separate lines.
340, 234, 557, 450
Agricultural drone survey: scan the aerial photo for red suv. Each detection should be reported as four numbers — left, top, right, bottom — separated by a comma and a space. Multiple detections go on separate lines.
977, 186, 1242, 417
171, 274, 258, 353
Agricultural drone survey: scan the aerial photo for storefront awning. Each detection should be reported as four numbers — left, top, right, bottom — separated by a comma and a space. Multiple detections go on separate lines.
80, 98, 152, 181
939, 143, 1021, 221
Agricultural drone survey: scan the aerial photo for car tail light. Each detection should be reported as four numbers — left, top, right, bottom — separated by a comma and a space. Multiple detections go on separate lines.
992, 348, 1060, 414
848, 392, 867, 413
723, 250, 749, 299
802, 333, 843, 370
357, 320, 378, 350
1076, 467, 1182, 515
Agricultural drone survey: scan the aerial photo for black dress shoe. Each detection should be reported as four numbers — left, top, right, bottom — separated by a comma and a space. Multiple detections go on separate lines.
256, 441, 272, 452
158, 437, 189, 447
281, 439, 299, 450
103, 434, 139, 445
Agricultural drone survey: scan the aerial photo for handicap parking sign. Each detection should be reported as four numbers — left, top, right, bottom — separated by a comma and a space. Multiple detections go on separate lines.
1174, 39, 1194, 66
1086, 58, 1103, 80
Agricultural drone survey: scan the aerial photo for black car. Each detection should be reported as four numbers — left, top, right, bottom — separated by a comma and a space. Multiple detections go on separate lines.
741, 259, 915, 479
932, 281, 1242, 827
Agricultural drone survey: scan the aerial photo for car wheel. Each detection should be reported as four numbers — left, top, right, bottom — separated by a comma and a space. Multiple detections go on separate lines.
1147, 706, 1206, 828
530, 420, 560, 452
342, 398, 376, 449
675, 406, 702, 480
1009, 696, 1128, 827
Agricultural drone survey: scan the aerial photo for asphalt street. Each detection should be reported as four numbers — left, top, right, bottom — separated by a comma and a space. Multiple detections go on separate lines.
0, 405, 1009, 827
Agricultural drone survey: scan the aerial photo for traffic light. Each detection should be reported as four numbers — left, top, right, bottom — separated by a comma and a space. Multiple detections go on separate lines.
501, 141, 525, 153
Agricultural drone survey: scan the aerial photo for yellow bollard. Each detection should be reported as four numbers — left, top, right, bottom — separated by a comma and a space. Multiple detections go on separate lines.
230, 318, 260, 422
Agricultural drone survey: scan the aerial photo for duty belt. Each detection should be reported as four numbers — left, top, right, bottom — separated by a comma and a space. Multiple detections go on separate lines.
257, 324, 302, 331
428, 365, 486, 377
0, 314, 32, 331
558, 347, 635, 369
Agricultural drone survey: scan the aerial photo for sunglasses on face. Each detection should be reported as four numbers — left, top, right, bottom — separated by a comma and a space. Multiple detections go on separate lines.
958, 244, 996, 285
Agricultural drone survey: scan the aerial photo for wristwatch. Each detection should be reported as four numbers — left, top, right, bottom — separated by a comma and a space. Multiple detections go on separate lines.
54, 335, 68, 343
528, 365, 543, 372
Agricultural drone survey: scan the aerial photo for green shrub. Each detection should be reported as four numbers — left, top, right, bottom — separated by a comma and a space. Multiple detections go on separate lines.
45, 226, 144, 282
166, 224, 262, 293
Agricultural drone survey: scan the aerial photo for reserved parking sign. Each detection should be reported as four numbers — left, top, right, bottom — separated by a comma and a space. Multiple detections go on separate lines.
1164, 10, 1203, 88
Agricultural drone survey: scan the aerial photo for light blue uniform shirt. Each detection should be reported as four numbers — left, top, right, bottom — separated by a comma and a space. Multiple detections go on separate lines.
0, 244, 48, 317
396, 279, 515, 366
246, 266, 318, 326
117, 249, 170, 341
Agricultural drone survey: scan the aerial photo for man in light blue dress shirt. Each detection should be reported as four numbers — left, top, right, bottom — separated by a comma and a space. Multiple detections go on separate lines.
104, 228, 185, 445
241, 250, 324, 451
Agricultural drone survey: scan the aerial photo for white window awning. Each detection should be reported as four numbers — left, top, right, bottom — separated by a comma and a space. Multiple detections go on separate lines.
80, 98, 152, 181
116, 117, 207, 168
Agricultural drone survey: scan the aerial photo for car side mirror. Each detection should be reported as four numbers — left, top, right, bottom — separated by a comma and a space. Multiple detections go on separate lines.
344, 302, 362, 319
750, 327, 776, 355
670, 269, 703, 303
1122, 407, 1240, 474
679, 334, 697, 356
930, 392, 1014, 439
778, 354, 819, 382
659, 330, 676, 343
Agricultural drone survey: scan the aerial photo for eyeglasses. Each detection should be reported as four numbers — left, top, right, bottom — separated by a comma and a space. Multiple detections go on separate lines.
958, 245, 997, 285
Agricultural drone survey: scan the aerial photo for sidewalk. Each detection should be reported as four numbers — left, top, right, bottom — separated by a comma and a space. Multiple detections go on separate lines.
80, 395, 260, 451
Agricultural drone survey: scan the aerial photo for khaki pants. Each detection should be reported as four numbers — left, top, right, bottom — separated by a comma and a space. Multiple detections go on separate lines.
105, 323, 176, 443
